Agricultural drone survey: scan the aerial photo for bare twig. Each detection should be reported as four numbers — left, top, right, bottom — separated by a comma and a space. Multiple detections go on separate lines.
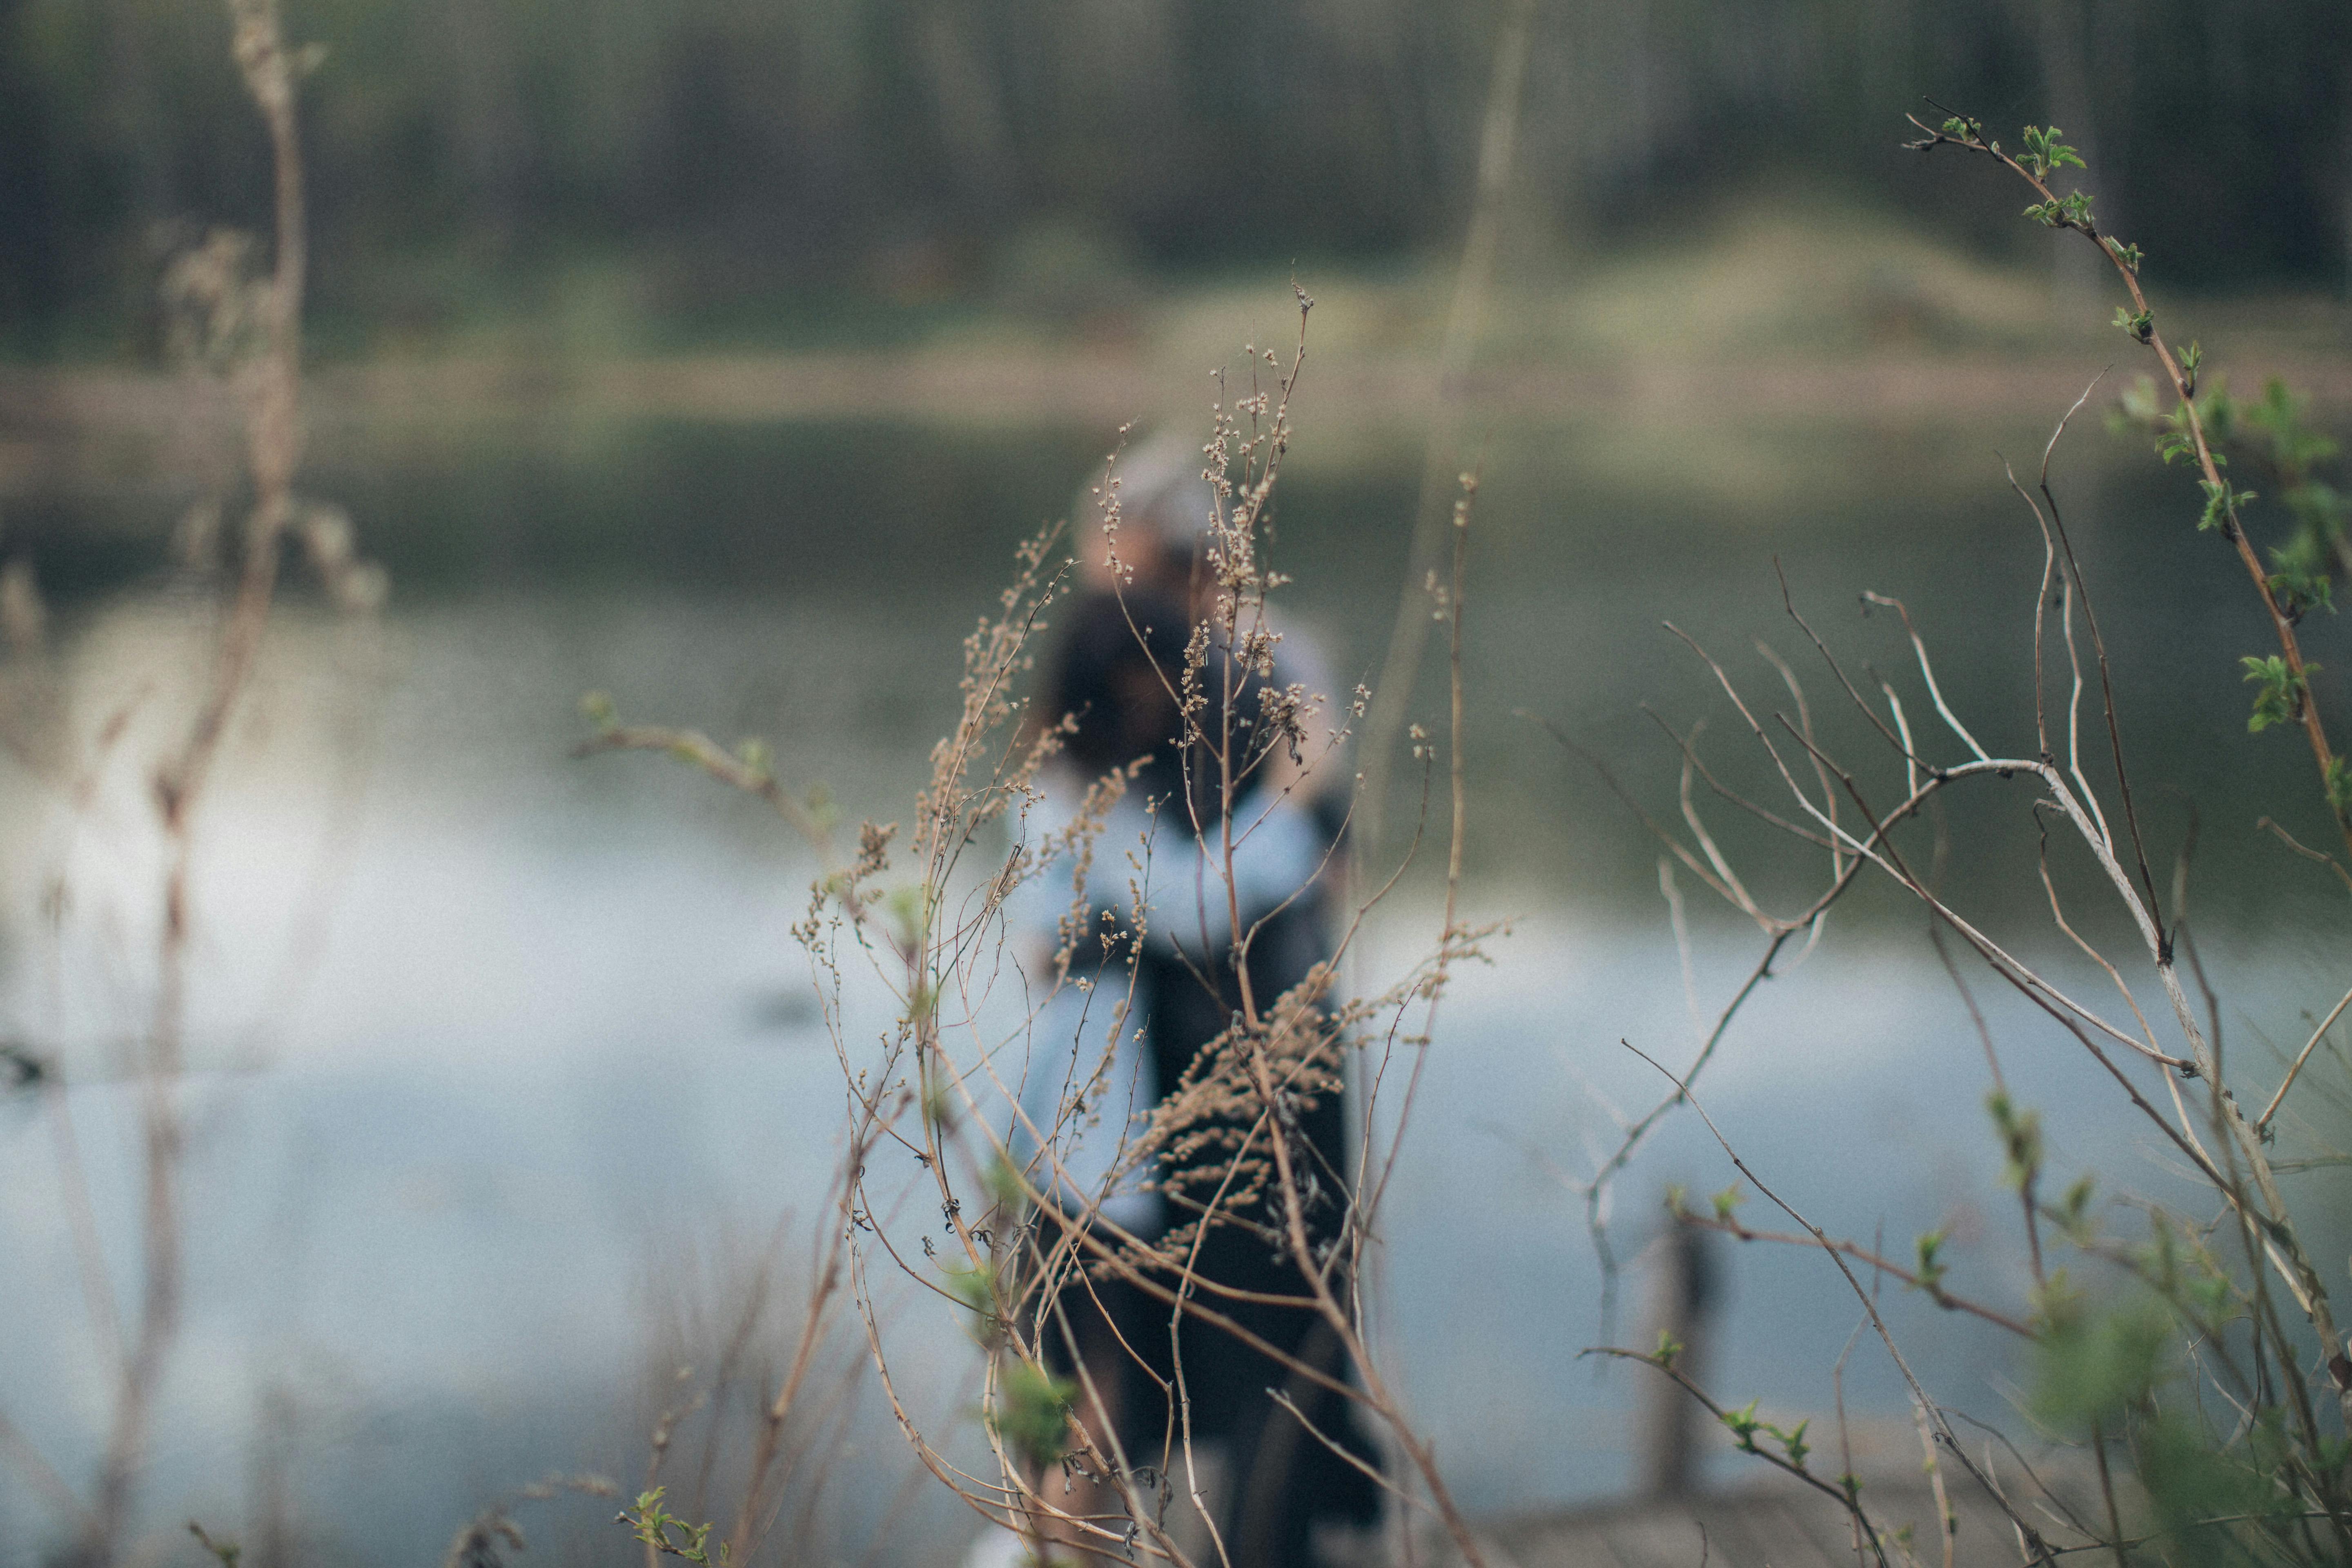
2255, 978, 2352, 1134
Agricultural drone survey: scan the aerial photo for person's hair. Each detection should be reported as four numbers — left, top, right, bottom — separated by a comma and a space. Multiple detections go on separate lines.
1048, 587, 1194, 822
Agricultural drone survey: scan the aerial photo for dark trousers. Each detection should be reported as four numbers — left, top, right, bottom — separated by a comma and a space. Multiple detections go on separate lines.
1158, 903, 1379, 1568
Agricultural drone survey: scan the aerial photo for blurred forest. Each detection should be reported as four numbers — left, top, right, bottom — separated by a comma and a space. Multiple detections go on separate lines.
2, 0, 2348, 359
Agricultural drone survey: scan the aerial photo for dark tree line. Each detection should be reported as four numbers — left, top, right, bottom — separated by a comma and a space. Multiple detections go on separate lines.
2, 0, 2345, 355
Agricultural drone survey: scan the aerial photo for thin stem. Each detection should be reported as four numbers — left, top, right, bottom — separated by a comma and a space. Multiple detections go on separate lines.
1360, 0, 1535, 849
2255, 978, 2352, 1134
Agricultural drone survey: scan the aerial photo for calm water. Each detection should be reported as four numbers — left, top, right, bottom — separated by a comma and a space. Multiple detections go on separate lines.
1, 402, 2347, 1564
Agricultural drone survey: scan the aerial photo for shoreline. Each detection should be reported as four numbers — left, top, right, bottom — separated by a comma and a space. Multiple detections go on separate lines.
5, 340, 2348, 447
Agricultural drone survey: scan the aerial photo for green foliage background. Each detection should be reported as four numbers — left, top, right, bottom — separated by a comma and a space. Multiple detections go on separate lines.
1, 0, 2346, 356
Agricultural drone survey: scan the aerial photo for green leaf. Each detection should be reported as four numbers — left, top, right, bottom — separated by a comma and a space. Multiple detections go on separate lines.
2030, 1267, 2085, 1335
2240, 655, 2310, 733
989, 1361, 1078, 1470
2183, 1271, 2234, 1322
943, 1254, 1003, 1335
2019, 125, 2085, 179
1913, 1229, 1949, 1294
1719, 1399, 1763, 1451
2031, 1296, 2168, 1429
2265, 530, 2334, 621
2199, 478, 2256, 532
2283, 481, 2350, 541
1778, 1417, 1811, 1470
620, 1486, 726, 1566
1987, 1091, 2042, 1192
983, 1151, 1028, 1215
2058, 1174, 2096, 1235
2243, 378, 2340, 476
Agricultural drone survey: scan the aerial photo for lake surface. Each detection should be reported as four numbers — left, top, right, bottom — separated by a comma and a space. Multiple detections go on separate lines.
2, 390, 2348, 1566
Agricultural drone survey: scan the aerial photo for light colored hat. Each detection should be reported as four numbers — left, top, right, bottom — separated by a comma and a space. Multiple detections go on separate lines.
1101, 427, 1217, 546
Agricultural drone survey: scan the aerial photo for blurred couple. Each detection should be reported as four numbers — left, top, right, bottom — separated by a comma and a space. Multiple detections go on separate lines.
994, 430, 1381, 1568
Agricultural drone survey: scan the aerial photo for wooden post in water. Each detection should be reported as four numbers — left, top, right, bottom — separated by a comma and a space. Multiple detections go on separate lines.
1635, 1218, 1718, 1498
